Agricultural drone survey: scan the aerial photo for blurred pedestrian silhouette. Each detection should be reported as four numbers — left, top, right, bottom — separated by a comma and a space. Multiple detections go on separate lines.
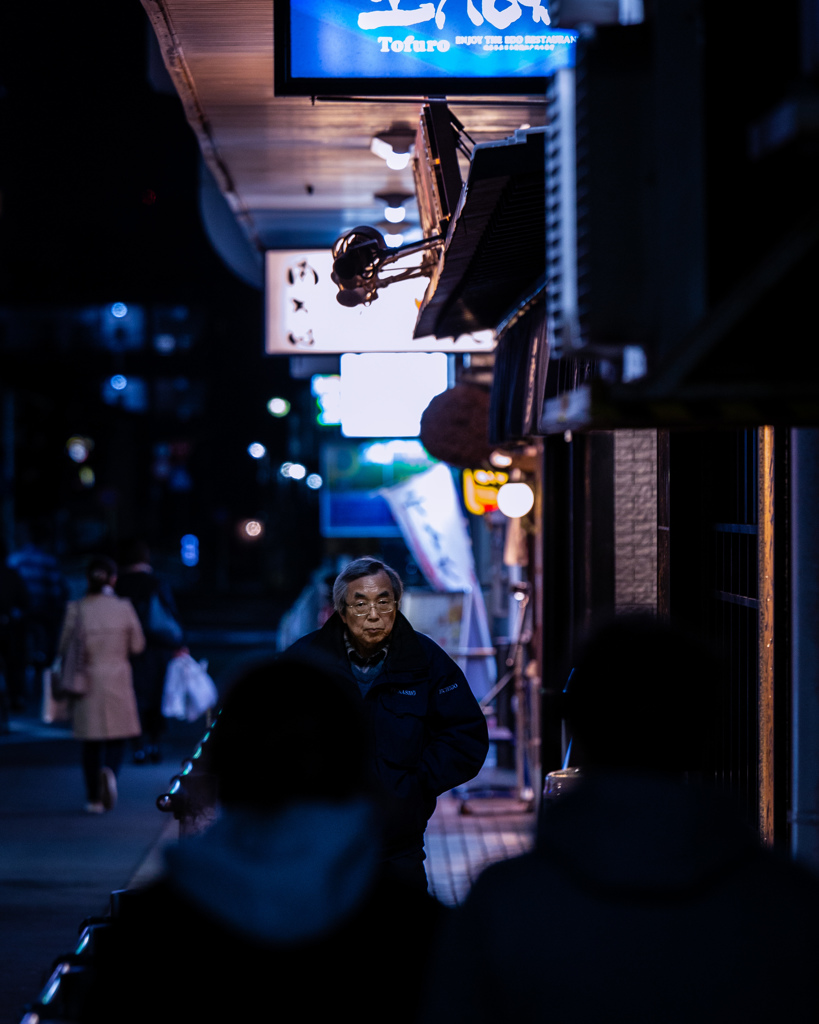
58, 556, 145, 813
421, 615, 819, 1023
0, 538, 29, 728
80, 655, 445, 1023
115, 540, 182, 764
7, 518, 68, 708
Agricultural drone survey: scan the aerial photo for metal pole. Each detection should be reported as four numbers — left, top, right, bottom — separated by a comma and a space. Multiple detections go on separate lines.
514, 628, 527, 802
506, 579, 532, 805
757, 425, 775, 847
530, 438, 545, 809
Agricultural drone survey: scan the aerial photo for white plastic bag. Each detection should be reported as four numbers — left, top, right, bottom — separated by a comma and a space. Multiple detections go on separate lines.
162, 653, 218, 722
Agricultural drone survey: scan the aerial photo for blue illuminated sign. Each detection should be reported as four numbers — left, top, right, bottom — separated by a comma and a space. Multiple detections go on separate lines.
320, 440, 437, 538
276, 2, 577, 96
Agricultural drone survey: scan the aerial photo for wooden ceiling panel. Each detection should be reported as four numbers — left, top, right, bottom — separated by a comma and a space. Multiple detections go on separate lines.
142, 0, 546, 248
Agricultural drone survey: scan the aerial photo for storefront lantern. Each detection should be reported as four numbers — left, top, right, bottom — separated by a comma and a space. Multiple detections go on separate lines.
497, 481, 535, 519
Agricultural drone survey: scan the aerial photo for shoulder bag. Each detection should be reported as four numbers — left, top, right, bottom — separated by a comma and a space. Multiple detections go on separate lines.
51, 603, 89, 699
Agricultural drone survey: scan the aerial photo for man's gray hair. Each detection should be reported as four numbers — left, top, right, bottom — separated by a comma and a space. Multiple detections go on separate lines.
333, 558, 404, 614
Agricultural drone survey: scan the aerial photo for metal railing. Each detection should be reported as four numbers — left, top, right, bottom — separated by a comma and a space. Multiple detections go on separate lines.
20, 891, 131, 1024
156, 713, 219, 837
20, 715, 221, 1022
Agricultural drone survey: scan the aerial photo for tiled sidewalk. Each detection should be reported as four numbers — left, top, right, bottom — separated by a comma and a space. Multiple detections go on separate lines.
425, 794, 536, 906
135, 793, 538, 908
112, 779, 538, 912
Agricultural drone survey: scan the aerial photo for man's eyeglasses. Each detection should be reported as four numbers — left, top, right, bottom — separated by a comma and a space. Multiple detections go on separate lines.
345, 599, 395, 617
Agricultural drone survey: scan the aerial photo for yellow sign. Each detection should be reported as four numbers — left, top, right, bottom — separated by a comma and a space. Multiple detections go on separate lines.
463, 469, 509, 515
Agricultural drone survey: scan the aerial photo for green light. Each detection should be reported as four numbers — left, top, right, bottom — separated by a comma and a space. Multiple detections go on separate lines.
311, 374, 341, 425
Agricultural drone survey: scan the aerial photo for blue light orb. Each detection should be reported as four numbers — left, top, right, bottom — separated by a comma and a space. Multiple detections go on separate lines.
247, 442, 266, 459
306, 473, 323, 490
66, 435, 92, 463
111, 302, 128, 318
181, 534, 199, 567
110, 375, 128, 391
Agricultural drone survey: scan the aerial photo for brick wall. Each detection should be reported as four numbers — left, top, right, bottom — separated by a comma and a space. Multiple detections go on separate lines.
614, 429, 657, 615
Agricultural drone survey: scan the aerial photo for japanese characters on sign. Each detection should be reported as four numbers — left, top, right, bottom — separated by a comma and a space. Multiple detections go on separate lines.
381, 461, 476, 592
358, 0, 551, 33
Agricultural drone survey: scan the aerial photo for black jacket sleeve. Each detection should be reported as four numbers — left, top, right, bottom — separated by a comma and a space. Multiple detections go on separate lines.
416, 637, 489, 796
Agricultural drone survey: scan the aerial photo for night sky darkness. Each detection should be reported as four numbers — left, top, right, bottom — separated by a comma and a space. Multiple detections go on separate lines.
0, 3, 320, 597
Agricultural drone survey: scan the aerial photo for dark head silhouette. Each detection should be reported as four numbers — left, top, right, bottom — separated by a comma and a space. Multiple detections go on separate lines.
118, 539, 152, 567
208, 655, 371, 811
564, 615, 718, 775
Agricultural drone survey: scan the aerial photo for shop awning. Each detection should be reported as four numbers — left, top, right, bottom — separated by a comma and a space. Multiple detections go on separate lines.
414, 129, 546, 340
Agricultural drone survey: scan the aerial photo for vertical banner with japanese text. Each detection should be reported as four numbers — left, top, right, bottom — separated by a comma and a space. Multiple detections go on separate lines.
381, 462, 496, 699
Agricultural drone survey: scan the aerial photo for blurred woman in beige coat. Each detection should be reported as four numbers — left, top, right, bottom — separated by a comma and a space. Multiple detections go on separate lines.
58, 556, 145, 813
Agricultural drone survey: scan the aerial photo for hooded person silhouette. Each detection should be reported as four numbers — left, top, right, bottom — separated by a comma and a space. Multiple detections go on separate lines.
81, 654, 445, 1023
421, 615, 819, 1024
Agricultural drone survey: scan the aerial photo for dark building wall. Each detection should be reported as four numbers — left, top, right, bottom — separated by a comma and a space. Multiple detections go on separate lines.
663, 427, 791, 845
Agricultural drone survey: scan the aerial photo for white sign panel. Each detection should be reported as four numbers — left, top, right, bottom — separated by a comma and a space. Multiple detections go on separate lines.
265, 250, 496, 354
340, 353, 448, 437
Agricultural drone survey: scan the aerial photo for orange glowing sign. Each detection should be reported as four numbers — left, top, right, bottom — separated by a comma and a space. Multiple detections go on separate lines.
462, 469, 509, 515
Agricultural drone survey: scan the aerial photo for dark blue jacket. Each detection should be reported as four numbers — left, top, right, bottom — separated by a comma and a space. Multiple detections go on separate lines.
287, 611, 489, 853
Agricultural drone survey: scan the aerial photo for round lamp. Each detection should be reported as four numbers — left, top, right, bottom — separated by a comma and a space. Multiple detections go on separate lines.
497, 482, 534, 518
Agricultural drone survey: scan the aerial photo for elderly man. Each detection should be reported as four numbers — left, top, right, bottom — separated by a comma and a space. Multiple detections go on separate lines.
287, 557, 489, 888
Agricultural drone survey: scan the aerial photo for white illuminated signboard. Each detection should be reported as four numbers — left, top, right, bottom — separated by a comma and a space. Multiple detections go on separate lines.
340, 353, 448, 437
264, 250, 495, 354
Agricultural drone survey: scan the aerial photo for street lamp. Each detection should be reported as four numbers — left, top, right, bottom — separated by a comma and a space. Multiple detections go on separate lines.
497, 482, 535, 518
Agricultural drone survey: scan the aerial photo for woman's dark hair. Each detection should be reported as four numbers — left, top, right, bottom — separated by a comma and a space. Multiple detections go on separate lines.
118, 539, 151, 568
207, 655, 371, 811
86, 556, 117, 594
